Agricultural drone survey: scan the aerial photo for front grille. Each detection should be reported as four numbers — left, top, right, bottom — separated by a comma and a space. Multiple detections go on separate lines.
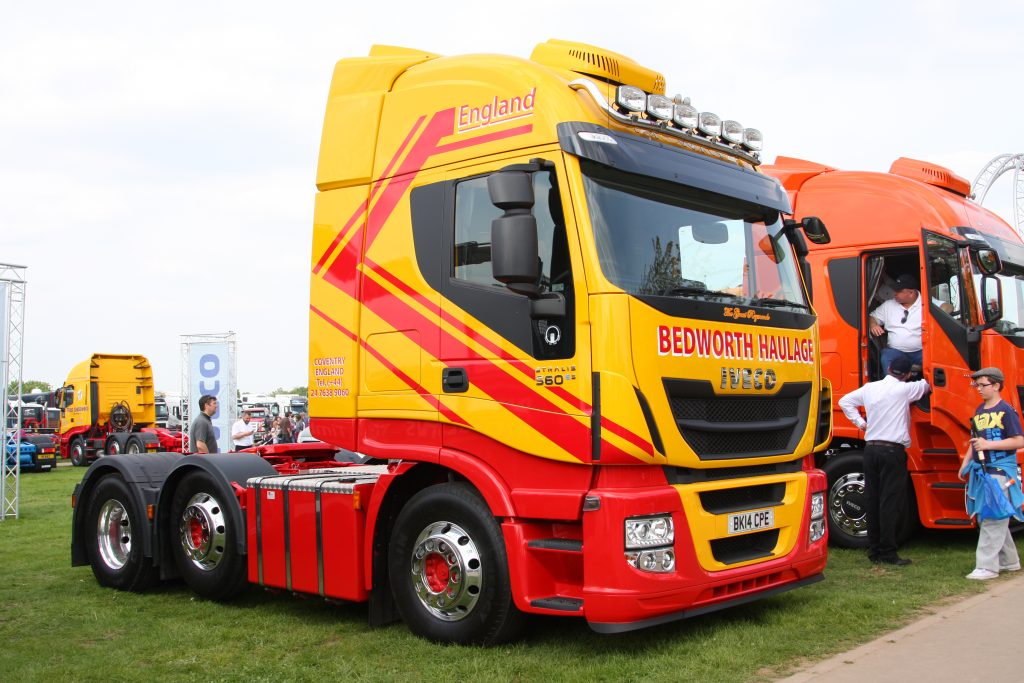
664, 379, 812, 460
710, 529, 780, 565
664, 460, 802, 484
815, 384, 832, 447
699, 483, 785, 514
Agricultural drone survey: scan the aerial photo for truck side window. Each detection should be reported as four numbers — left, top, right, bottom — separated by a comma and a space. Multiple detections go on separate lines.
925, 235, 967, 326
453, 172, 568, 296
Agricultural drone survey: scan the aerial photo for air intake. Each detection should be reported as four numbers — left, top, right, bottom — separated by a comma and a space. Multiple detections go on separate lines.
531, 39, 665, 94
889, 157, 970, 197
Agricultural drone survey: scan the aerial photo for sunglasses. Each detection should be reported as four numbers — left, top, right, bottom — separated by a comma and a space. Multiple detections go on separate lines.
900, 310, 909, 324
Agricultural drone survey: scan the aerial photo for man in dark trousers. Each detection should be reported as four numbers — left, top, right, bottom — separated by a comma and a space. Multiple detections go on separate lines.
838, 356, 930, 565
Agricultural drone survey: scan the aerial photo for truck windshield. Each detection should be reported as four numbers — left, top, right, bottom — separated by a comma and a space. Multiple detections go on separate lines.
582, 165, 808, 311
155, 403, 168, 420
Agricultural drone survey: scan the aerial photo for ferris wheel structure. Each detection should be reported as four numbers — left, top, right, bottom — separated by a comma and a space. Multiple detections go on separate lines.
972, 153, 1024, 238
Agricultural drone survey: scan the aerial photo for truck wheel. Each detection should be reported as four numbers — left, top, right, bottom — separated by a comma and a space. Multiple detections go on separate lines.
105, 436, 123, 455
822, 451, 870, 549
84, 476, 159, 591
125, 436, 145, 454
388, 483, 525, 645
70, 438, 88, 467
169, 471, 246, 600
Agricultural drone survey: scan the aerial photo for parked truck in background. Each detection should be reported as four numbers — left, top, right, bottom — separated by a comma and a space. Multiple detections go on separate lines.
764, 156, 1023, 547
71, 40, 832, 644
56, 354, 187, 466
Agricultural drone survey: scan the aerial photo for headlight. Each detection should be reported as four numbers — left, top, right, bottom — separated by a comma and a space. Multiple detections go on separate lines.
722, 120, 744, 144
624, 514, 674, 549
672, 103, 698, 129
698, 112, 722, 137
742, 128, 763, 151
626, 548, 676, 573
616, 85, 646, 113
646, 94, 673, 121
810, 492, 825, 520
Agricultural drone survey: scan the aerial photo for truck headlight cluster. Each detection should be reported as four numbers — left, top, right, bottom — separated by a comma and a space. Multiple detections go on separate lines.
624, 514, 675, 573
809, 492, 826, 543
611, 84, 762, 155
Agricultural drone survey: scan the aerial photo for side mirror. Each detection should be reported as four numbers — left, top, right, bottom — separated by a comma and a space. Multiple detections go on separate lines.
801, 216, 830, 245
975, 248, 1002, 276
488, 171, 539, 298
981, 275, 1003, 324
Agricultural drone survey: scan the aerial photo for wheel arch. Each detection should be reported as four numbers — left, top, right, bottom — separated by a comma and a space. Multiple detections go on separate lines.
154, 453, 276, 576
71, 453, 183, 568
363, 455, 516, 626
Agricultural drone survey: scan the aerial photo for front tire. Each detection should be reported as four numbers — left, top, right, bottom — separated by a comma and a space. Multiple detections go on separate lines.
84, 476, 159, 591
168, 471, 247, 600
388, 483, 525, 645
70, 437, 88, 467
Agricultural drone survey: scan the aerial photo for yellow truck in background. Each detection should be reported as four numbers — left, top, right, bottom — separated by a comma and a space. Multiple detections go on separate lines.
56, 354, 185, 465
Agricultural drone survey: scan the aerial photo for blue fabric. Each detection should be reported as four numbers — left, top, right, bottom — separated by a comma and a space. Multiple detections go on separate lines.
880, 347, 922, 374
971, 399, 1024, 469
965, 460, 1024, 521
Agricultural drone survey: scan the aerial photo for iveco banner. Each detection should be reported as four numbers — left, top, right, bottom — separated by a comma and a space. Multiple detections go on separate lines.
188, 341, 235, 453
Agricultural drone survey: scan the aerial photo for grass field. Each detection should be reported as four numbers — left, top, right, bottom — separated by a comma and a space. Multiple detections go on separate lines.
0, 466, 1014, 682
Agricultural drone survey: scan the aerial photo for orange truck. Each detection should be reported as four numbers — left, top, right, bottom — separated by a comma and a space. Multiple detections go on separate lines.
765, 156, 1023, 547
71, 40, 831, 644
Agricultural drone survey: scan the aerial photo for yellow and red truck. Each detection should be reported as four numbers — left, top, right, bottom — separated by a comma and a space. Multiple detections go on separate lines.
71, 40, 831, 644
56, 354, 186, 465
765, 156, 1024, 547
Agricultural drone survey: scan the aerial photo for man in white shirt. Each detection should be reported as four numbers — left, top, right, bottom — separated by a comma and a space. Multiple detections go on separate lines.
838, 355, 931, 566
231, 410, 256, 450
869, 274, 923, 373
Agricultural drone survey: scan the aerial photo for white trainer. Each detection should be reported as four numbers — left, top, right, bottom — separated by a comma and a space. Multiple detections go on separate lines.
966, 568, 999, 580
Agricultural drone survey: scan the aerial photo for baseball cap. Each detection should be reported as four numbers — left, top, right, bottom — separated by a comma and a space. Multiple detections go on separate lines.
888, 356, 913, 375
970, 367, 1005, 383
893, 274, 918, 291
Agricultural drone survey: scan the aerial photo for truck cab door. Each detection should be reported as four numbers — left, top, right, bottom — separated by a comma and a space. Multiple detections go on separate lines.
922, 232, 975, 428
434, 153, 592, 463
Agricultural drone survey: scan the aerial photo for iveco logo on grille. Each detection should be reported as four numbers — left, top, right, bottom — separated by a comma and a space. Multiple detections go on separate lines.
720, 367, 778, 390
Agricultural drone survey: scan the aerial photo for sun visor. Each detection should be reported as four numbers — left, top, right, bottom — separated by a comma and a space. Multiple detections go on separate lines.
557, 122, 791, 214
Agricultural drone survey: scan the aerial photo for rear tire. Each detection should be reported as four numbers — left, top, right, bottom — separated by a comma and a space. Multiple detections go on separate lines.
125, 436, 145, 454
388, 483, 525, 645
70, 437, 88, 467
84, 476, 159, 591
169, 471, 247, 600
105, 436, 123, 455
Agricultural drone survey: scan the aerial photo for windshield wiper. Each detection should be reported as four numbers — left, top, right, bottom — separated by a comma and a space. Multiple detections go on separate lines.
752, 296, 809, 311
658, 286, 740, 300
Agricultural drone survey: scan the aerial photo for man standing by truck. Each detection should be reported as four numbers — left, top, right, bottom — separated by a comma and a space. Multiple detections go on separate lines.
190, 395, 219, 454
231, 409, 255, 450
869, 274, 923, 372
839, 356, 930, 565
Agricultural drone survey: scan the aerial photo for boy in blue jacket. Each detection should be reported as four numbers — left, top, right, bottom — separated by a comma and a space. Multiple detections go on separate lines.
958, 367, 1024, 580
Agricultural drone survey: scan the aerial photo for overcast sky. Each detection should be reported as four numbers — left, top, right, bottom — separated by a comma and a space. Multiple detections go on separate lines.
3, 0, 1023, 395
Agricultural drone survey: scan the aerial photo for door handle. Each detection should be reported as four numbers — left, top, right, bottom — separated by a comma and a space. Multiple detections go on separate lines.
442, 367, 468, 393
933, 368, 946, 387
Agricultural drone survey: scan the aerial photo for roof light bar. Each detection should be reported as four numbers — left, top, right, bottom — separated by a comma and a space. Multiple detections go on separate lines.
570, 78, 762, 164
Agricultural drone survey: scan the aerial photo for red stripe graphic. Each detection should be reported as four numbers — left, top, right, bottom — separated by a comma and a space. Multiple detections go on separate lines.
313, 115, 427, 275
309, 305, 468, 426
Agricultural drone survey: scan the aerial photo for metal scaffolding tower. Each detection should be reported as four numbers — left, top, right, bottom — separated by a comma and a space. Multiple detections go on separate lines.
1, 263, 27, 521
972, 153, 1024, 238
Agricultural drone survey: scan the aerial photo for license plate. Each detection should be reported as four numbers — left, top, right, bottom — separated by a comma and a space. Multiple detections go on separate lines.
727, 508, 775, 535
37, 454, 55, 461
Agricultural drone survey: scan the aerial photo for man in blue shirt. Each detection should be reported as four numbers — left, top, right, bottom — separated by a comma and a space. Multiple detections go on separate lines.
958, 367, 1024, 580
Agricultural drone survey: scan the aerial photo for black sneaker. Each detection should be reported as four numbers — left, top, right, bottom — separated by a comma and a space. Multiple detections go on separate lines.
877, 556, 912, 566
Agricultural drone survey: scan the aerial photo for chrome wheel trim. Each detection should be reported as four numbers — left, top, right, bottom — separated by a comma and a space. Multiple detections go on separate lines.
97, 498, 132, 570
829, 472, 868, 537
179, 492, 227, 571
409, 521, 482, 622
